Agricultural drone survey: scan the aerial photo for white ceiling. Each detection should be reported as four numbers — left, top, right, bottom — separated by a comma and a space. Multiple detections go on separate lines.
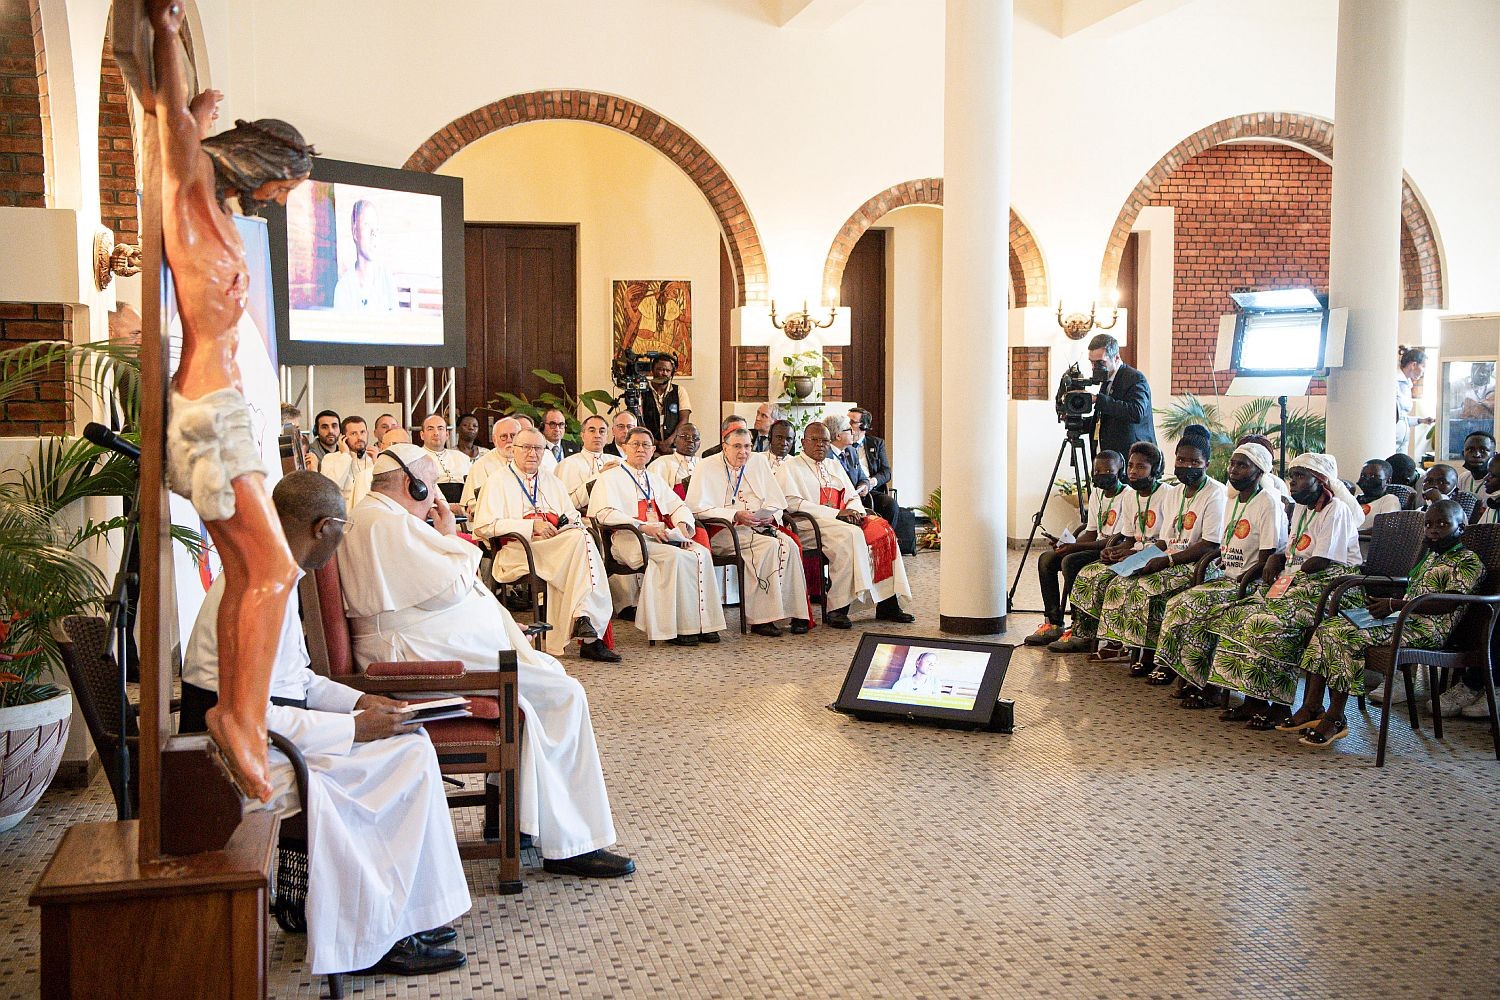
758, 0, 1196, 35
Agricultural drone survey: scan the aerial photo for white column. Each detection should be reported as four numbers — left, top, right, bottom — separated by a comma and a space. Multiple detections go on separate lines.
1326, 0, 1407, 477
939, 0, 1011, 634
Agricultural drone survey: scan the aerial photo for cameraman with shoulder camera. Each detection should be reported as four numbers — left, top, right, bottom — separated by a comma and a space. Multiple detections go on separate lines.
640, 354, 692, 448
1086, 333, 1155, 456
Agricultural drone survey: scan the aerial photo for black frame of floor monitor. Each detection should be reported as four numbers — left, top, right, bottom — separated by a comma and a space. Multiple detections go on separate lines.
832, 632, 1013, 729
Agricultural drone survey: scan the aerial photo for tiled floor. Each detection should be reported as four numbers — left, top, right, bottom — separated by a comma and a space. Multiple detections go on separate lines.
6, 551, 1500, 998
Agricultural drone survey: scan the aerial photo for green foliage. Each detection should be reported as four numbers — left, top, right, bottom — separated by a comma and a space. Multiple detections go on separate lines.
487, 369, 616, 442
1156, 393, 1326, 482
915, 487, 941, 549
780, 349, 836, 379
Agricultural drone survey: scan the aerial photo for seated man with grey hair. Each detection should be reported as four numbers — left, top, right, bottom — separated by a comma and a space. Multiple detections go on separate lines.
702, 414, 749, 459
460, 415, 522, 513
750, 402, 780, 453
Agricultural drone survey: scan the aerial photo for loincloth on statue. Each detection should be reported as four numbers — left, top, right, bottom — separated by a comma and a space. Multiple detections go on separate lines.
168, 387, 267, 522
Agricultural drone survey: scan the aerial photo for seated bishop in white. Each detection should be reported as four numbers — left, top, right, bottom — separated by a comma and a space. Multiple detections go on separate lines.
461, 416, 556, 513
686, 428, 810, 635
470, 429, 616, 661
338, 445, 632, 877
557, 414, 622, 509
647, 422, 702, 492
183, 471, 470, 977
587, 427, 726, 644
774, 421, 913, 627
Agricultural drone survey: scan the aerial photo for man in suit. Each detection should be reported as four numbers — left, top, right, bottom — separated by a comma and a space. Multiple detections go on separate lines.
603, 410, 637, 457
540, 408, 582, 465
750, 403, 778, 453
848, 407, 916, 555
1087, 333, 1155, 458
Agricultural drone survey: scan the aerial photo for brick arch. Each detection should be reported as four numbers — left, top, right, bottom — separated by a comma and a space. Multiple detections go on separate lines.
820, 178, 1049, 308
98, 24, 138, 241
404, 90, 767, 305
1099, 112, 1444, 309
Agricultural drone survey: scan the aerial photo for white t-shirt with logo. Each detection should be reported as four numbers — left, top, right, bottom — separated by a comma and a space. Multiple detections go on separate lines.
1121, 482, 1178, 547
1358, 492, 1403, 531
1163, 478, 1228, 554
1220, 487, 1288, 573
1083, 485, 1130, 538
1285, 500, 1362, 571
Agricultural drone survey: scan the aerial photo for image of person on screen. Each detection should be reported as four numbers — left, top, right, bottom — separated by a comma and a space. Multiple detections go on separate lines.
890, 651, 941, 696
333, 198, 399, 311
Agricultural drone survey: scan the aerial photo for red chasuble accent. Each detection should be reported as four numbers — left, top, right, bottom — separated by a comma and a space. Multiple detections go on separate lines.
673, 483, 688, 500
861, 515, 899, 584
819, 486, 845, 509
524, 511, 561, 528
638, 499, 663, 522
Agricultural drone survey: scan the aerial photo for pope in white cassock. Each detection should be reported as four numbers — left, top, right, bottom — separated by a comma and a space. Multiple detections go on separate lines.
338, 444, 635, 879
588, 427, 727, 645
647, 421, 701, 492
182, 471, 470, 979
774, 421, 915, 629
470, 428, 619, 662
686, 427, 811, 636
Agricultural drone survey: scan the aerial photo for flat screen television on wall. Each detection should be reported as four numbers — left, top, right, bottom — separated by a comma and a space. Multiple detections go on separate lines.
263, 157, 466, 367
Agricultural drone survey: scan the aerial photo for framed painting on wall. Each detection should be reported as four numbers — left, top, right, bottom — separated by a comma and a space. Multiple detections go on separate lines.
613, 279, 693, 376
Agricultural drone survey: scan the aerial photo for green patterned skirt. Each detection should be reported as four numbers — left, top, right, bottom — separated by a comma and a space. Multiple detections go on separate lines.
1155, 577, 1254, 687
1209, 567, 1356, 705
1097, 561, 1218, 650
1067, 561, 1113, 640
1301, 613, 1453, 696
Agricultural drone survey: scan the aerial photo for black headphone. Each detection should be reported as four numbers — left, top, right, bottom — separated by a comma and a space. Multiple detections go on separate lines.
382, 449, 430, 502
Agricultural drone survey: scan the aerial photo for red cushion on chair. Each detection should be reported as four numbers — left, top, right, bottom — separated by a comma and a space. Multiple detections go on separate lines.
403, 695, 499, 719
425, 715, 500, 746
365, 660, 465, 678
314, 559, 355, 677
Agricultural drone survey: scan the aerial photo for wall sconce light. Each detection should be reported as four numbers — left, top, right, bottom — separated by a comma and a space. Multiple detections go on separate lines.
1055, 298, 1120, 341
770, 300, 837, 342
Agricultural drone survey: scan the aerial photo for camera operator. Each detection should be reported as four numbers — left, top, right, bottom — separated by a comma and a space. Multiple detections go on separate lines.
640, 354, 693, 448
1086, 333, 1155, 456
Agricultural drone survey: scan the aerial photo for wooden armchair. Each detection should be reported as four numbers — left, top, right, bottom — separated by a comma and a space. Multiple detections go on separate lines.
310, 557, 524, 895
695, 516, 750, 635
783, 511, 831, 623
480, 529, 547, 627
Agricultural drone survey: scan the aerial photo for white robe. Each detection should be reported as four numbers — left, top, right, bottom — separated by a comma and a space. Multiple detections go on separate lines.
422, 446, 473, 484
557, 449, 621, 509
686, 453, 809, 625
648, 452, 700, 491
775, 452, 911, 611
338, 492, 617, 861
183, 574, 469, 976
318, 450, 374, 511
461, 447, 553, 509
470, 462, 612, 656
587, 464, 727, 640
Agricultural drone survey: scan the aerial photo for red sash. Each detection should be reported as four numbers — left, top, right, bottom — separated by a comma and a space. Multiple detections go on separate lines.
673, 483, 688, 501
524, 511, 560, 528
638, 499, 663, 522
820, 486, 845, 509
861, 514, 898, 584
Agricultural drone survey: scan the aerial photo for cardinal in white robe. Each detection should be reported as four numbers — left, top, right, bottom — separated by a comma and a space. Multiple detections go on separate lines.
461, 416, 556, 511
557, 414, 622, 508
648, 421, 702, 493
338, 445, 634, 879
182, 471, 470, 978
686, 429, 811, 636
471, 429, 618, 662
319, 447, 374, 511
587, 427, 727, 645
774, 421, 914, 628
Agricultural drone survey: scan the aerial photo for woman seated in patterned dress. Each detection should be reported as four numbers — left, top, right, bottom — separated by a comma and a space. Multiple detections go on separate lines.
1205, 453, 1364, 731
1154, 442, 1288, 708
1279, 500, 1483, 747
1092, 426, 1227, 680
1050, 441, 1176, 656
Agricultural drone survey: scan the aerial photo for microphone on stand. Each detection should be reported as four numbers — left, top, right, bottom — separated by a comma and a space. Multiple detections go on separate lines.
83, 421, 142, 462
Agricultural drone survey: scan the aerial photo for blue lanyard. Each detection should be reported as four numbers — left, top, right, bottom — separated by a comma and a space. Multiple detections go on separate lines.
625, 466, 652, 502
727, 461, 747, 503
511, 467, 540, 509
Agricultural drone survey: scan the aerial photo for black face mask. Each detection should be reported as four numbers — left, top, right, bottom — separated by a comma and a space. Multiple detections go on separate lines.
1357, 477, 1385, 498
1092, 474, 1122, 491
1291, 483, 1325, 508
1128, 474, 1157, 494
1174, 466, 1205, 489
1228, 472, 1260, 493
1429, 532, 1465, 554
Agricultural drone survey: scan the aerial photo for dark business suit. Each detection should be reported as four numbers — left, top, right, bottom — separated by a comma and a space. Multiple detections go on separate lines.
1091, 363, 1155, 459
545, 438, 582, 464
751, 430, 770, 453
604, 442, 623, 457
849, 435, 914, 553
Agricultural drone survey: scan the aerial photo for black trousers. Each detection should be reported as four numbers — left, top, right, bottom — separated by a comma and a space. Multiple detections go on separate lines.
1037, 548, 1100, 625
179, 682, 308, 734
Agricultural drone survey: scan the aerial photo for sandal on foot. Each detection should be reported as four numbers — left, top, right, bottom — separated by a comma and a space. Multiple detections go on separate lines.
1146, 668, 1176, 686
1246, 708, 1290, 731
1219, 703, 1256, 722
1088, 644, 1132, 663
1298, 719, 1350, 747
1275, 714, 1322, 733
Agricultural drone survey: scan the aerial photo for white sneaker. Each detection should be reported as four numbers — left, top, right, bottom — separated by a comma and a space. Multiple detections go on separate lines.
1438, 684, 1484, 718
1461, 690, 1496, 718
1368, 673, 1426, 706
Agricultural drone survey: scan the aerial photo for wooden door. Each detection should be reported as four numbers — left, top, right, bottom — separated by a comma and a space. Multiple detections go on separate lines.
839, 227, 888, 433
1116, 231, 1139, 370
459, 224, 578, 426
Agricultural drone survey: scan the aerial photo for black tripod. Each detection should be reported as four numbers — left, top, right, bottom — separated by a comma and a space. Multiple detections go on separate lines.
1007, 428, 1093, 613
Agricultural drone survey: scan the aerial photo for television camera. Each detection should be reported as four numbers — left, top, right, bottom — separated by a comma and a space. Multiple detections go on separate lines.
611, 347, 674, 417
1054, 360, 1107, 438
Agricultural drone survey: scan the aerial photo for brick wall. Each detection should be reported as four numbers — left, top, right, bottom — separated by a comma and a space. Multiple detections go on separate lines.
98, 29, 137, 239
365, 367, 390, 404
0, 303, 71, 435
822, 346, 845, 401
1010, 346, 1050, 401
735, 347, 769, 402
0, 0, 44, 208
1152, 143, 1331, 395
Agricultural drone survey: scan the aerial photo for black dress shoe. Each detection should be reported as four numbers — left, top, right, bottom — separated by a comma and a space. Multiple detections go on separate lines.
789, 618, 810, 634
668, 634, 700, 646
617, 606, 637, 622
356, 935, 467, 976
825, 609, 853, 629
875, 597, 916, 624
572, 615, 600, 641
751, 622, 784, 637
698, 631, 722, 644
542, 849, 636, 879
579, 639, 622, 662
416, 926, 457, 946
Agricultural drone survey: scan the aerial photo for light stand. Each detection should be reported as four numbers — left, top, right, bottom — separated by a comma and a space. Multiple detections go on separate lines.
1007, 428, 1092, 612
1278, 394, 1289, 477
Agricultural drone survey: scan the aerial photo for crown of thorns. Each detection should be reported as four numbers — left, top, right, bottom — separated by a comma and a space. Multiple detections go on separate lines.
231, 118, 318, 157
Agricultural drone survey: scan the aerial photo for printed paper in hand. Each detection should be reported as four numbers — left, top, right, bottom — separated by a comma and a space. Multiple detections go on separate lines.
1108, 543, 1166, 577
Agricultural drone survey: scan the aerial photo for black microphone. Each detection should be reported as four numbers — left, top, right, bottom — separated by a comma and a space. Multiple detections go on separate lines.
83, 422, 141, 462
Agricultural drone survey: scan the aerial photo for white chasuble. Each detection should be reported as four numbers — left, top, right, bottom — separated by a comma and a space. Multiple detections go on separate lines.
687, 453, 809, 626
470, 463, 611, 655
184, 575, 470, 976
338, 492, 617, 862
775, 453, 911, 610
587, 464, 726, 640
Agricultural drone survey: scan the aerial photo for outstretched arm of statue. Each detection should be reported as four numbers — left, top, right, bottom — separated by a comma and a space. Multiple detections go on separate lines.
149, 0, 202, 180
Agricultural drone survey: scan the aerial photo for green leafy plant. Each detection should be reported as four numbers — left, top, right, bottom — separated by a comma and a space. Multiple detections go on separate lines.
915, 487, 941, 549
487, 368, 616, 442
780, 349, 836, 381
1156, 393, 1326, 482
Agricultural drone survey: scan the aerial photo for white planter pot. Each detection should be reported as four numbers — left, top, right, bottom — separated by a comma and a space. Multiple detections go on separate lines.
0, 688, 73, 833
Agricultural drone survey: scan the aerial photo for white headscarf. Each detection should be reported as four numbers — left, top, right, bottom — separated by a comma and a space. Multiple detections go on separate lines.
1231, 442, 1278, 495
1289, 452, 1361, 515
